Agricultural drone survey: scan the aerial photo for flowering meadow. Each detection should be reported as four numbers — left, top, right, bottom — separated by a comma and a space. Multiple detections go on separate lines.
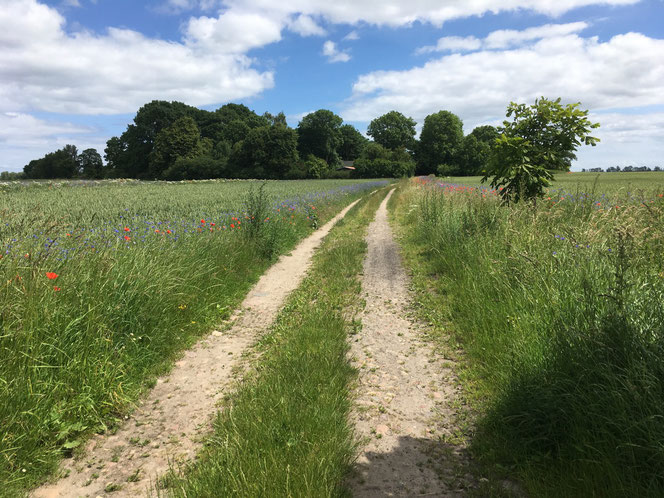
396, 175, 664, 496
0, 178, 387, 494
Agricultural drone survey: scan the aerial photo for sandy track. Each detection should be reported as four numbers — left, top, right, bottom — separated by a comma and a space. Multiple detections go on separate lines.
349, 190, 471, 497
33, 199, 361, 498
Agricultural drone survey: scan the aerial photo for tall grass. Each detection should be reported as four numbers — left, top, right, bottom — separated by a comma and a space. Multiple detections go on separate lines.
394, 178, 664, 496
163, 187, 389, 497
0, 178, 387, 495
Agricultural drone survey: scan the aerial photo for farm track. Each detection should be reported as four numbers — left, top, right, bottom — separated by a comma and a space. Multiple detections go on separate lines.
349, 190, 473, 497
32, 199, 361, 498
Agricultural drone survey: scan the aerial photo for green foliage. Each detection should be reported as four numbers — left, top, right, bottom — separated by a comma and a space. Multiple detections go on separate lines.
367, 111, 417, 151
149, 116, 206, 177
77, 149, 104, 179
338, 124, 367, 160
297, 109, 344, 166
483, 135, 554, 203
417, 110, 464, 175
457, 125, 499, 176
395, 180, 664, 496
484, 98, 600, 203
353, 143, 415, 178
23, 144, 79, 179
0, 179, 380, 494
231, 124, 299, 179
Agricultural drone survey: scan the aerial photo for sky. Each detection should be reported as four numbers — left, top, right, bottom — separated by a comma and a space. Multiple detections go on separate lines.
1, 0, 663, 172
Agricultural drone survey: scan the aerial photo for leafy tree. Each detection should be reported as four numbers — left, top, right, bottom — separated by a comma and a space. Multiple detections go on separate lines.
232, 124, 299, 179
338, 124, 367, 161
458, 125, 499, 175
263, 111, 288, 127
23, 145, 79, 179
417, 110, 464, 175
149, 116, 206, 178
367, 111, 416, 151
483, 98, 600, 203
296, 110, 343, 166
77, 148, 104, 178
353, 142, 415, 178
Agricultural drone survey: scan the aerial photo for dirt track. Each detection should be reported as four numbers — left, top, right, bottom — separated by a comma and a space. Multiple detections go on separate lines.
33, 199, 360, 498
349, 189, 472, 497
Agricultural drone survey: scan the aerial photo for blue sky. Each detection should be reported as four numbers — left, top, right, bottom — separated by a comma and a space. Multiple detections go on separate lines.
1, 0, 663, 172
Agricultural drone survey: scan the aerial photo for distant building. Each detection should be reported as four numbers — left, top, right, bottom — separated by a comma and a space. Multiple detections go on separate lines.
337, 160, 355, 171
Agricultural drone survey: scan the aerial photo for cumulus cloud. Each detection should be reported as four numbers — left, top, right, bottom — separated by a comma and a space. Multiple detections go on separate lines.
220, 0, 639, 26
288, 14, 326, 36
343, 30, 360, 41
0, 0, 275, 114
416, 35, 482, 54
345, 32, 664, 124
323, 40, 351, 62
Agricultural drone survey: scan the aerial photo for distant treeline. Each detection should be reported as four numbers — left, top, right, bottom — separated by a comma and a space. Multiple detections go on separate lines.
14, 101, 503, 180
582, 166, 662, 173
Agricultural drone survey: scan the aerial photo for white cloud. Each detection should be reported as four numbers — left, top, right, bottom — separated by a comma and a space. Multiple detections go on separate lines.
288, 14, 326, 36
343, 30, 359, 41
0, 112, 105, 171
323, 40, 351, 63
416, 35, 482, 54
218, 0, 639, 26
417, 22, 588, 54
345, 32, 664, 124
0, 0, 275, 115
484, 21, 589, 48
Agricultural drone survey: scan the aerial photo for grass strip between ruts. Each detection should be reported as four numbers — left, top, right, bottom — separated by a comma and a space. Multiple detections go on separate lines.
162, 188, 390, 497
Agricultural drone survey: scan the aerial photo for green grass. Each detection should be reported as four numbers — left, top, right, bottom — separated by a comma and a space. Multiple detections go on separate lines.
0, 178, 387, 496
439, 171, 664, 194
161, 187, 389, 497
392, 178, 664, 497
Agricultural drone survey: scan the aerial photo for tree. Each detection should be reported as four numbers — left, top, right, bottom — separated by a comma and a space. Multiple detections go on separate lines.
23, 145, 79, 179
417, 110, 464, 175
231, 124, 299, 179
338, 124, 367, 161
367, 111, 416, 151
352, 142, 415, 178
457, 125, 499, 175
483, 98, 600, 203
297, 110, 343, 166
77, 148, 104, 178
149, 116, 206, 178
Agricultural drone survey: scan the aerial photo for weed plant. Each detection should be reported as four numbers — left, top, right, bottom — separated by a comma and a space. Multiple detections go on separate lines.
0, 178, 387, 495
394, 178, 664, 496
163, 187, 389, 497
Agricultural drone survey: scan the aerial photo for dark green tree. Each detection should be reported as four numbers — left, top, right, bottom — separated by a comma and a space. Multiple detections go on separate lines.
149, 116, 206, 178
77, 148, 104, 178
417, 110, 464, 175
23, 145, 79, 179
296, 110, 343, 166
458, 125, 499, 175
232, 124, 299, 179
367, 111, 416, 151
338, 124, 367, 161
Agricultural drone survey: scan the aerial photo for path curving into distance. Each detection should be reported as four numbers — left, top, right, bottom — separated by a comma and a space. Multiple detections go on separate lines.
33, 198, 362, 498
349, 189, 473, 497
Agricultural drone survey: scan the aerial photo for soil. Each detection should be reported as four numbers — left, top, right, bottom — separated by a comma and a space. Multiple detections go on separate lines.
349, 189, 473, 497
32, 199, 361, 498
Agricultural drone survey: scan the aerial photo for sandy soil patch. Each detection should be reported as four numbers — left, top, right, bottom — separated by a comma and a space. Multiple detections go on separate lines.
349, 190, 473, 497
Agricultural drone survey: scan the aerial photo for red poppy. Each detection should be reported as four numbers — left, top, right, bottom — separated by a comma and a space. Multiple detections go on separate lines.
124, 227, 130, 232
166, 230, 172, 234
230, 223, 235, 228
53, 286, 61, 292
46, 272, 58, 280
124, 235, 131, 241
201, 219, 206, 224
210, 223, 215, 226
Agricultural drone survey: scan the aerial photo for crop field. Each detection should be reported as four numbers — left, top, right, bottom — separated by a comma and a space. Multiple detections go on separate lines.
0, 178, 387, 494
393, 175, 664, 496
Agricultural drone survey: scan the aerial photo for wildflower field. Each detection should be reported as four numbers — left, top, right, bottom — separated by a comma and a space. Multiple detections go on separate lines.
0, 178, 386, 494
394, 174, 664, 496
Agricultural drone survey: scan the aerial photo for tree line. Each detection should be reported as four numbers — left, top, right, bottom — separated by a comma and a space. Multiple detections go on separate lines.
583, 166, 662, 173
15, 101, 502, 180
